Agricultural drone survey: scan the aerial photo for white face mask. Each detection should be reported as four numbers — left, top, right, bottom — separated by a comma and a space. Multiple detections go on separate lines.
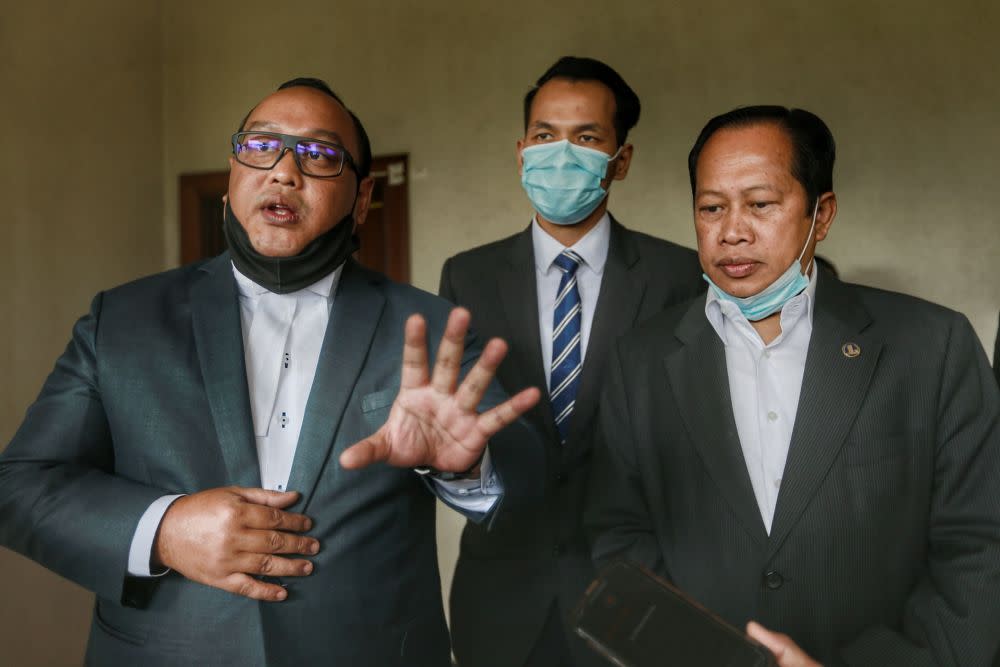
703, 199, 819, 321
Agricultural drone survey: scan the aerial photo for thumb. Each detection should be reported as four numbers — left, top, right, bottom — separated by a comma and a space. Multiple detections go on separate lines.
340, 432, 389, 470
230, 486, 300, 508
747, 621, 786, 658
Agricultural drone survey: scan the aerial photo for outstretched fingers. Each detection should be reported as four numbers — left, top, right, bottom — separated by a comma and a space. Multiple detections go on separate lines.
400, 314, 430, 390
431, 308, 471, 395
339, 432, 390, 470
454, 337, 508, 412
475, 387, 541, 439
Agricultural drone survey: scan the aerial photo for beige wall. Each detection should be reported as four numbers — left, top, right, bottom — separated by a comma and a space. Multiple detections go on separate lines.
0, 2, 165, 665
2, 1, 998, 664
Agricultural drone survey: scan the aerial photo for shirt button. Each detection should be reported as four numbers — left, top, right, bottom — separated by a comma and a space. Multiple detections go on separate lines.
763, 570, 784, 590
774, 478, 782, 488
276, 484, 283, 491
767, 411, 778, 422
763, 350, 771, 359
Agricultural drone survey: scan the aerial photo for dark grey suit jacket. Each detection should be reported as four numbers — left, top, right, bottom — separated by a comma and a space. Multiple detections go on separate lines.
0, 253, 545, 667
439, 218, 703, 667
586, 268, 1000, 666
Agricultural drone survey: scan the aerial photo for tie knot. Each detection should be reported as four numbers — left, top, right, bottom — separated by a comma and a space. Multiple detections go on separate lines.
553, 250, 583, 275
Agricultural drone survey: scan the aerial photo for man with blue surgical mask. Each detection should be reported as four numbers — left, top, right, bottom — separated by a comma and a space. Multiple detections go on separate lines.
586, 106, 1000, 666
439, 56, 703, 667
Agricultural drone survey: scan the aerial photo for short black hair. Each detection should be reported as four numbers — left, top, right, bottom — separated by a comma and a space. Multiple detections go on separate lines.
687, 106, 835, 210
237, 77, 372, 178
523, 56, 640, 147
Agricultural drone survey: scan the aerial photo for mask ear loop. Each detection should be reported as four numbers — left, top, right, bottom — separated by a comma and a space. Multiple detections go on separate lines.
603, 144, 625, 181
798, 197, 821, 276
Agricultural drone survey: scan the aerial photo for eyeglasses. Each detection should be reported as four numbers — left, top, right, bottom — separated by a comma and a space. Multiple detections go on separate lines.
231, 131, 358, 178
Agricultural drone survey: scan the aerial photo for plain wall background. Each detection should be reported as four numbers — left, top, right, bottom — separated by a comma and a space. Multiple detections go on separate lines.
2, 1, 997, 664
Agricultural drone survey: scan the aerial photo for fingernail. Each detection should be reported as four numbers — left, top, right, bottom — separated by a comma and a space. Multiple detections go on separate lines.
303, 562, 313, 575
311, 541, 320, 555
276, 589, 287, 601
304, 518, 313, 531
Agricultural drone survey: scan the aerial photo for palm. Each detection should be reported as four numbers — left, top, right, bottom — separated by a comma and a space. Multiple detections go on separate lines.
340, 308, 539, 472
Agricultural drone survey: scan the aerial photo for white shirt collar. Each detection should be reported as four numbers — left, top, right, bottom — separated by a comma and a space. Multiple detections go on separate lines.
231, 261, 342, 300
531, 212, 612, 275
704, 262, 819, 347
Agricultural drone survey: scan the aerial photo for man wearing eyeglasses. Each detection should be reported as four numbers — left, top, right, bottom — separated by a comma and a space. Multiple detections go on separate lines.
0, 78, 545, 666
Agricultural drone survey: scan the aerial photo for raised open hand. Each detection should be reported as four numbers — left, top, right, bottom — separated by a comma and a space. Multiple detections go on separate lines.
339, 307, 540, 472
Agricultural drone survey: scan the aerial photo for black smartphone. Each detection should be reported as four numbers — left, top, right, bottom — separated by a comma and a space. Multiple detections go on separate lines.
573, 561, 777, 667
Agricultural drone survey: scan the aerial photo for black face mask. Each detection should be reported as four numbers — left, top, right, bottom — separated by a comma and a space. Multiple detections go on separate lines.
223, 200, 359, 294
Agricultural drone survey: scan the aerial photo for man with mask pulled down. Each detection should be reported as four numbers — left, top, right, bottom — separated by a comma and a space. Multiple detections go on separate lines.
439, 57, 703, 667
585, 106, 1000, 666
0, 78, 547, 666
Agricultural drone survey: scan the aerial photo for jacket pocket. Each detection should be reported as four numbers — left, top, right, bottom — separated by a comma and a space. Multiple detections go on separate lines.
94, 599, 148, 646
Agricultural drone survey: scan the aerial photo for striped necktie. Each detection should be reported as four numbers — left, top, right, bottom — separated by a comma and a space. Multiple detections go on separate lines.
550, 249, 583, 444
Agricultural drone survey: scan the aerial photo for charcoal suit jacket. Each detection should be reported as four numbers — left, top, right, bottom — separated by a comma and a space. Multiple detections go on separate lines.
0, 254, 545, 667
586, 267, 1000, 666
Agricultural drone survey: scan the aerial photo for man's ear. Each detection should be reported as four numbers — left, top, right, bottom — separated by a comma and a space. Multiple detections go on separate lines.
352, 176, 376, 227
814, 192, 838, 242
601, 143, 634, 189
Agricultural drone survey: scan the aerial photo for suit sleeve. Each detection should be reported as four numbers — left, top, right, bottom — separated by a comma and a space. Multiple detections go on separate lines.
584, 340, 664, 573
0, 294, 170, 605
836, 313, 1000, 667
438, 256, 457, 303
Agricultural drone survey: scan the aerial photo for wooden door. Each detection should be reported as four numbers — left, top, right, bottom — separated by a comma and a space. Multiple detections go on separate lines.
179, 154, 410, 283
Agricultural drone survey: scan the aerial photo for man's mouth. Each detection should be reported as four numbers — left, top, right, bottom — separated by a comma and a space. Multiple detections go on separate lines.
260, 198, 299, 224
717, 258, 759, 278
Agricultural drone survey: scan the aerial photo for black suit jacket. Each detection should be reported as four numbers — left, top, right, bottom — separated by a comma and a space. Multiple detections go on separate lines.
586, 268, 1000, 666
439, 217, 703, 667
0, 254, 545, 667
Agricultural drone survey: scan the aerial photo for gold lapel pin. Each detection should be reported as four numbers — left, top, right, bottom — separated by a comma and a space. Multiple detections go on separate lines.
842, 342, 861, 358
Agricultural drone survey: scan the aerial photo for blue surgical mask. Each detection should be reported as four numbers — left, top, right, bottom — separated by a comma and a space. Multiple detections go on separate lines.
520, 140, 622, 225
703, 200, 819, 321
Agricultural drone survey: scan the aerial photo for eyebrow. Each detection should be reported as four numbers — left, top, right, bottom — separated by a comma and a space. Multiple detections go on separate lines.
244, 120, 345, 144
528, 120, 607, 134
696, 185, 781, 198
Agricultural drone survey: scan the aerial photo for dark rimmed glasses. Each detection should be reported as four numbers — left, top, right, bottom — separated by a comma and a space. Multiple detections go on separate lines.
231, 131, 358, 178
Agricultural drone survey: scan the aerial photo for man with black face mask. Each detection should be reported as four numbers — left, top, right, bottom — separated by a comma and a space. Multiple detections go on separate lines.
439, 57, 703, 667
0, 78, 546, 667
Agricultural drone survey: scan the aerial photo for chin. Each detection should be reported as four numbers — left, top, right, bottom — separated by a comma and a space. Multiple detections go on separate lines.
249, 231, 305, 258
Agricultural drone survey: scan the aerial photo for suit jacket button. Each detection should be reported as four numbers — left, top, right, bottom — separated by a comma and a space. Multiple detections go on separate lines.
554, 473, 565, 485
553, 544, 565, 556
764, 570, 784, 590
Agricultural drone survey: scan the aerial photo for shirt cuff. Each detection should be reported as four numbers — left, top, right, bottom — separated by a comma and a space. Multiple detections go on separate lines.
426, 448, 504, 514
127, 494, 185, 577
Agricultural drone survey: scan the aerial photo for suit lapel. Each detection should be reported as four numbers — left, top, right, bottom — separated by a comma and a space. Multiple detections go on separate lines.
666, 300, 769, 545
190, 253, 261, 488
286, 261, 385, 510
497, 227, 558, 443
767, 273, 881, 556
565, 218, 645, 457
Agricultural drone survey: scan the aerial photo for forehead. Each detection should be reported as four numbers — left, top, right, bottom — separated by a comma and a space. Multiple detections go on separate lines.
696, 123, 796, 189
244, 87, 359, 155
528, 78, 616, 125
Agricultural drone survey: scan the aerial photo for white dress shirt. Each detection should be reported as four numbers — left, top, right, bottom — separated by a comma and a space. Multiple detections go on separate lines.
704, 268, 818, 534
127, 263, 498, 576
532, 213, 611, 387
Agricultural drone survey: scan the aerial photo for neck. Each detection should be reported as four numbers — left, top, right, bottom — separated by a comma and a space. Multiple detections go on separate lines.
750, 312, 783, 345
536, 203, 607, 247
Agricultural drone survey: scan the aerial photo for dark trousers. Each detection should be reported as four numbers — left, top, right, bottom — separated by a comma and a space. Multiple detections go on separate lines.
524, 601, 574, 667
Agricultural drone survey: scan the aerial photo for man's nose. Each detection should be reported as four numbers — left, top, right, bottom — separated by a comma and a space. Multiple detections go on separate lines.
269, 148, 302, 186
720, 209, 752, 244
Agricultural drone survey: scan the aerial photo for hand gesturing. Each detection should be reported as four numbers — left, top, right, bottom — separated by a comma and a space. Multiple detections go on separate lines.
339, 308, 540, 472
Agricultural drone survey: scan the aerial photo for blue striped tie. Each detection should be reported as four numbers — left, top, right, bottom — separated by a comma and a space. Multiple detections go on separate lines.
550, 250, 583, 444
